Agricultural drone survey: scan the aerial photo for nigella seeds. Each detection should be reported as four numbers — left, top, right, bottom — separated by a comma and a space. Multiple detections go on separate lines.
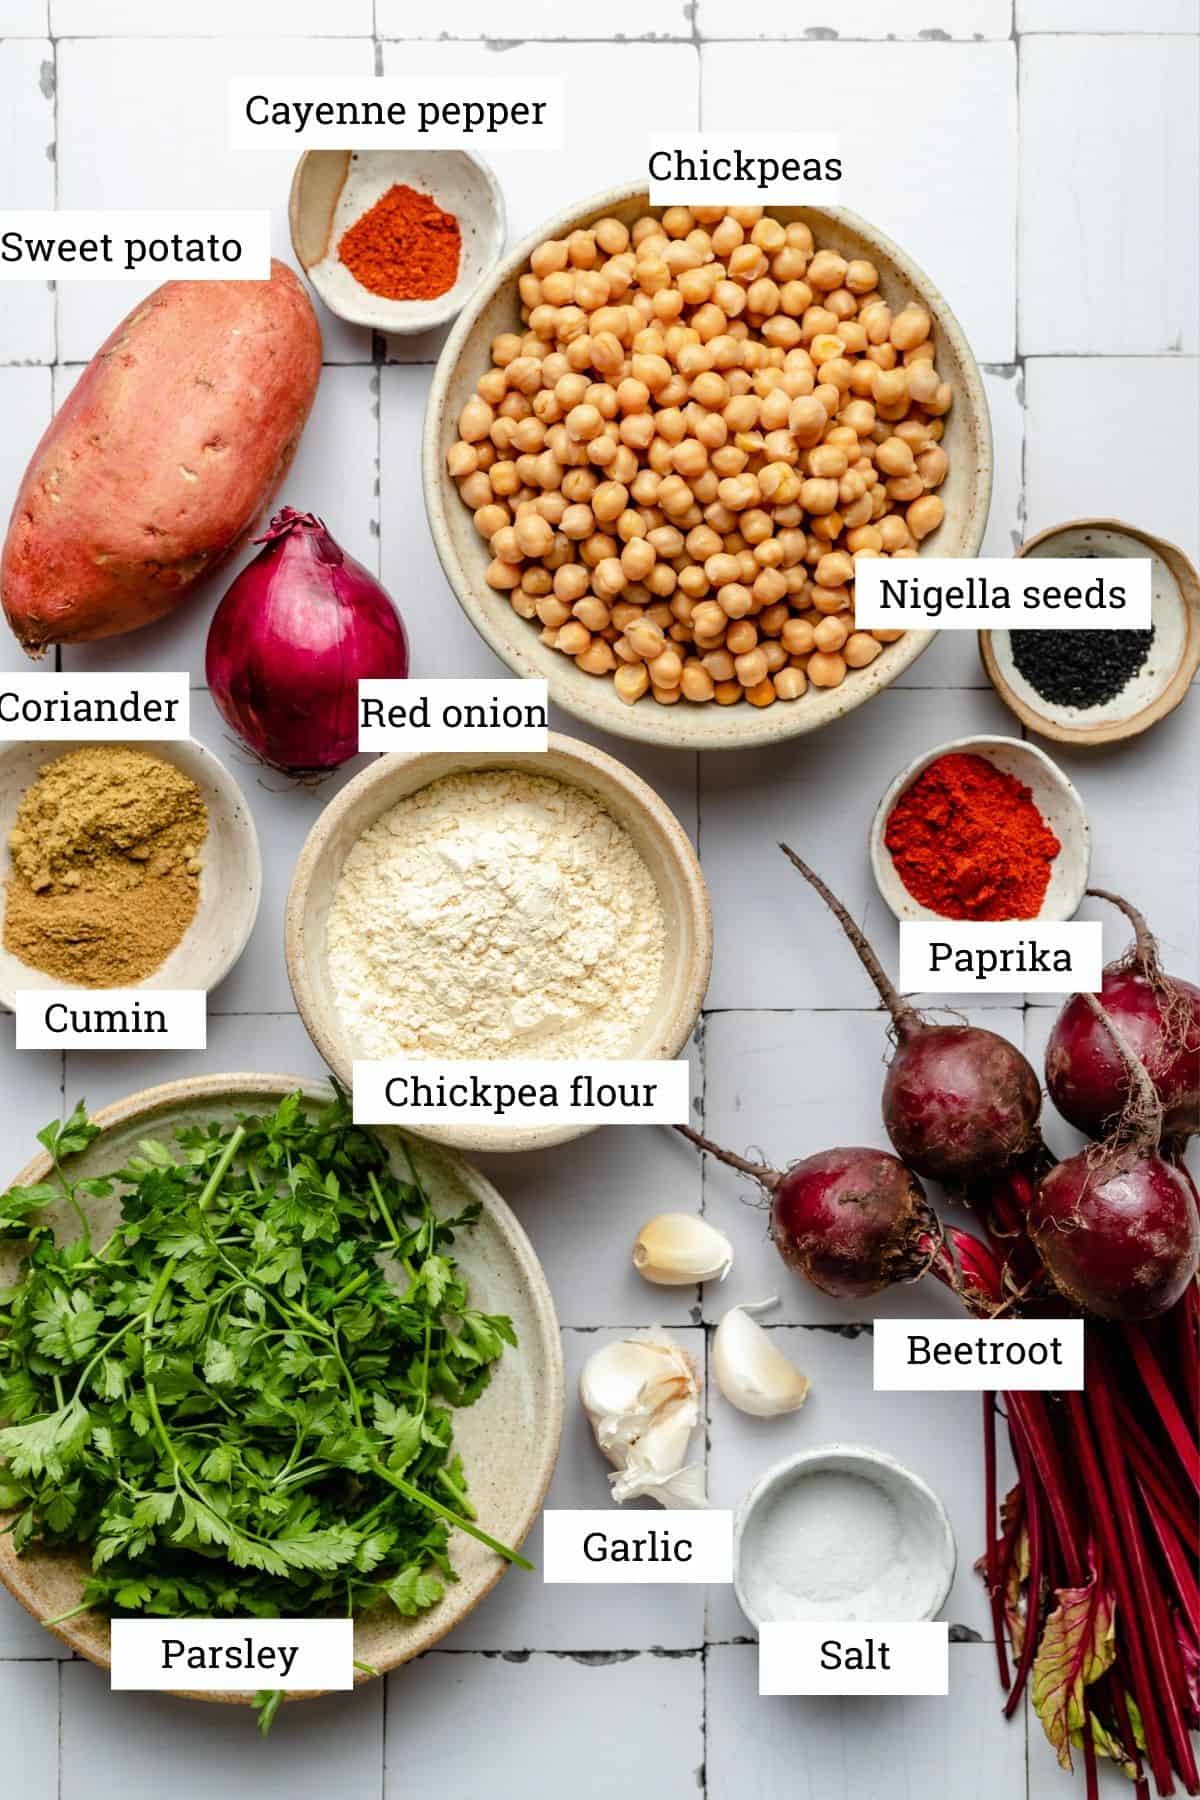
1010, 626, 1156, 709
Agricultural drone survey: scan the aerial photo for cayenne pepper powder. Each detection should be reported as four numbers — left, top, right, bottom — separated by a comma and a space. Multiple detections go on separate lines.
338, 183, 461, 302
884, 751, 1061, 920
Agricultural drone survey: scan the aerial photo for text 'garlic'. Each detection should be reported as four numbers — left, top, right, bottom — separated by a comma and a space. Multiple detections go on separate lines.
633, 1212, 734, 1286
579, 1334, 708, 1509
713, 1299, 810, 1418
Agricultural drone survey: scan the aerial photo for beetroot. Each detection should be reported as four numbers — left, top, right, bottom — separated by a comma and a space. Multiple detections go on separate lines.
674, 1128, 939, 1300
779, 846, 1043, 1183
1046, 888, 1200, 1146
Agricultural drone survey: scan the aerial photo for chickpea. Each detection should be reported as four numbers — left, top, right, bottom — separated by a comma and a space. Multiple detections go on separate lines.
614, 662, 650, 704
514, 512, 555, 559
813, 615, 849, 653
807, 650, 847, 688
843, 631, 883, 669
806, 250, 848, 292
800, 477, 839, 517
647, 647, 684, 688
713, 679, 743, 705
459, 397, 495, 443
726, 619, 758, 656
626, 618, 667, 661
890, 306, 932, 351
780, 617, 816, 656
916, 445, 949, 489
815, 550, 854, 588
774, 666, 808, 700
907, 494, 945, 540
681, 663, 715, 703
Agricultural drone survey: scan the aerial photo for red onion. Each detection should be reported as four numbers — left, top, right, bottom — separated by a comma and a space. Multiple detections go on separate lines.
1046, 888, 1200, 1147
1031, 994, 1200, 1321
779, 846, 1043, 1184
206, 508, 408, 775
674, 1128, 940, 1300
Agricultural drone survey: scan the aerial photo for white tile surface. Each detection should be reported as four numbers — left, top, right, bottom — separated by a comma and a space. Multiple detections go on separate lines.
379, 0, 692, 35
1018, 0, 1195, 27
699, 0, 1013, 34
378, 40, 701, 243
0, 366, 54, 672
51, 0, 373, 30
54, 36, 375, 364
699, 686, 1017, 1011
0, 39, 56, 366
0, 1583, 65, 1659
384, 1648, 704, 1799
0, 1663, 59, 1797
1, 1, 48, 32
706, 1642, 1028, 1798
443, 1329, 707, 1650
702, 40, 1018, 363
1019, 37, 1199, 355
1024, 357, 1200, 563
60, 1661, 384, 1800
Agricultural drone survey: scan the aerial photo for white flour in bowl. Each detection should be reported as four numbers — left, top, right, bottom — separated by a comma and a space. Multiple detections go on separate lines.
326, 769, 667, 1061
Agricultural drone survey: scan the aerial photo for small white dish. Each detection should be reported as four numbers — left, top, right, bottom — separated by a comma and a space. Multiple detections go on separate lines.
869, 734, 1090, 925
289, 148, 506, 335
0, 738, 261, 1008
733, 1443, 957, 1633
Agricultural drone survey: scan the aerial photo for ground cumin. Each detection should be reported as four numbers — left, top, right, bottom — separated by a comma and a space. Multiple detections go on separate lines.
3, 746, 208, 986
338, 182, 461, 301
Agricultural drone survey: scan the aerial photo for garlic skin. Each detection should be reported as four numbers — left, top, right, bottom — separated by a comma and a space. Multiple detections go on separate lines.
632, 1212, 734, 1286
713, 1299, 810, 1418
579, 1333, 708, 1508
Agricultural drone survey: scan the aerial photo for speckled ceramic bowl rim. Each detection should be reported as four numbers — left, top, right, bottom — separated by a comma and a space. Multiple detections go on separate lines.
978, 517, 1200, 746
0, 735, 262, 1009
423, 182, 992, 751
287, 147, 507, 334
732, 1442, 958, 1634
867, 732, 1091, 925
0, 1072, 564, 1703
284, 733, 713, 1153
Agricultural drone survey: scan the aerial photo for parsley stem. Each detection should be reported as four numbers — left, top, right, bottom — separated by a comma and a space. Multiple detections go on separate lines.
52, 1161, 91, 1255
368, 1459, 531, 1569
198, 1126, 246, 1212
328, 1268, 374, 1308
436, 1468, 476, 1519
367, 1171, 403, 1251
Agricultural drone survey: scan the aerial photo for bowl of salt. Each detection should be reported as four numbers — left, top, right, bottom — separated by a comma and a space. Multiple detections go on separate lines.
733, 1442, 957, 1632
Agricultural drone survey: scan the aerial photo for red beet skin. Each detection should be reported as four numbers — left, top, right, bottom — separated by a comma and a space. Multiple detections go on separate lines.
1046, 966, 1200, 1143
1030, 1150, 1200, 1321
772, 1147, 931, 1299
883, 1025, 1044, 1184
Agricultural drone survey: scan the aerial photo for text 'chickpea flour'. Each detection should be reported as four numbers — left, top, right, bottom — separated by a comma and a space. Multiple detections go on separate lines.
326, 769, 667, 1061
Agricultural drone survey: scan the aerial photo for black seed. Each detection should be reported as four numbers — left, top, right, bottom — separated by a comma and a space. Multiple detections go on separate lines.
1009, 625, 1155, 709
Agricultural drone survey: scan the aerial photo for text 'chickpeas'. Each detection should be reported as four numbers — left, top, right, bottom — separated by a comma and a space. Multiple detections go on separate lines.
447, 206, 953, 708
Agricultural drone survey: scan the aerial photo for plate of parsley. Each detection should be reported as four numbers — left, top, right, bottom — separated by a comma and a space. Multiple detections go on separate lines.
0, 1074, 563, 1718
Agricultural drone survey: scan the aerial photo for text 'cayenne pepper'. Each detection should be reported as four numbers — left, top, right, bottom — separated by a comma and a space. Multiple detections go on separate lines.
338, 183, 461, 302
883, 751, 1061, 920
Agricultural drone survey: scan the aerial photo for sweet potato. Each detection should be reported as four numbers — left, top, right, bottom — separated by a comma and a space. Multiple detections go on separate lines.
2, 261, 322, 656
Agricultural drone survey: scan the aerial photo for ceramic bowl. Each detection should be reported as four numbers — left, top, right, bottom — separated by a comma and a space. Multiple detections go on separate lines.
0, 738, 261, 1009
0, 1073, 564, 1702
288, 148, 506, 335
869, 734, 1091, 924
423, 183, 993, 751
979, 519, 1200, 746
285, 733, 712, 1153
733, 1443, 957, 1633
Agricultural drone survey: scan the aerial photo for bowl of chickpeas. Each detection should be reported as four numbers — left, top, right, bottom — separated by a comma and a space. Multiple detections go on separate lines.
424, 185, 992, 749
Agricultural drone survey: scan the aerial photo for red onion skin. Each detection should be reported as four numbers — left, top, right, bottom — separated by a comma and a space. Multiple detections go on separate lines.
883, 1024, 1044, 1184
1030, 1149, 1200, 1321
771, 1146, 932, 1299
1046, 966, 1200, 1144
205, 508, 408, 774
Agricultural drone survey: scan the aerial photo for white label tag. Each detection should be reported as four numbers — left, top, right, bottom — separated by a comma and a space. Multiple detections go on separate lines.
853, 557, 1152, 630
874, 1320, 1085, 1392
0, 213, 269, 281
898, 921, 1103, 995
648, 134, 843, 203
543, 1511, 733, 1584
759, 1622, 949, 1696
15, 990, 207, 1051
357, 679, 548, 752
0, 673, 190, 741
229, 78, 565, 150
109, 1619, 353, 1692
351, 1060, 691, 1127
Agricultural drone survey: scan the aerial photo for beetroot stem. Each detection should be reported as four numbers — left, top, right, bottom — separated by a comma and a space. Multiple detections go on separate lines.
983, 1392, 1012, 1690
1003, 1419, 1044, 1717
672, 1123, 781, 1187
1126, 1323, 1200, 1491
1080, 991, 1164, 1145
1087, 886, 1161, 976
778, 842, 919, 1035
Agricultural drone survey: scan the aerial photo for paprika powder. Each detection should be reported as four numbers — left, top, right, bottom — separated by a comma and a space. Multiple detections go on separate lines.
883, 751, 1061, 920
338, 182, 461, 302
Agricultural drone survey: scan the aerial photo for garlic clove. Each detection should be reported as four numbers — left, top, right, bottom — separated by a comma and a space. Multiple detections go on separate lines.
579, 1333, 708, 1509
713, 1298, 810, 1418
632, 1212, 734, 1286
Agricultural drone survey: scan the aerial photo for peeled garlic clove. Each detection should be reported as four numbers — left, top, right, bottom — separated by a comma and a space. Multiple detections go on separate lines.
579, 1333, 708, 1509
713, 1299, 810, 1418
633, 1212, 734, 1286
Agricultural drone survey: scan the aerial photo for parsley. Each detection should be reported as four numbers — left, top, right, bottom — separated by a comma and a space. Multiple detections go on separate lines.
0, 1089, 526, 1730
